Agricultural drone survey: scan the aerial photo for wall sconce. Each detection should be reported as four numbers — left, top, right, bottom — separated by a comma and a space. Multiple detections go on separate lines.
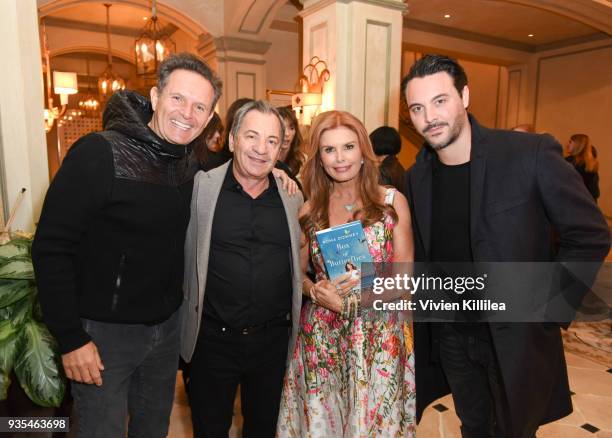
292, 56, 330, 125
52, 71, 78, 105
41, 18, 79, 132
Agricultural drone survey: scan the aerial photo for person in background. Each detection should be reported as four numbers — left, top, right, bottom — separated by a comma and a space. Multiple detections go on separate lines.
566, 133, 600, 201
204, 98, 254, 171
370, 126, 406, 190
277, 106, 304, 178
192, 112, 224, 167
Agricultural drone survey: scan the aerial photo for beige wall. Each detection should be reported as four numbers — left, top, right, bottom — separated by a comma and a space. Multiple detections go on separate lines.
461, 59, 504, 129
265, 29, 300, 93
534, 44, 612, 216
402, 27, 530, 67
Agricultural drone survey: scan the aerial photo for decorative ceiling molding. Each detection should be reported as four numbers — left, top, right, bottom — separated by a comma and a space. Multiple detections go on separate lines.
214, 36, 271, 55
49, 45, 134, 64
403, 18, 535, 52
45, 16, 178, 38
535, 32, 610, 52
52, 51, 134, 65
229, 0, 296, 38
38, 0, 208, 39
499, 0, 612, 35
270, 19, 299, 33
238, 0, 278, 35
301, 0, 406, 16
403, 16, 610, 54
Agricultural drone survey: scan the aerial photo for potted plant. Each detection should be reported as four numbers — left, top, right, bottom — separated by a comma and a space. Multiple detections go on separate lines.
0, 232, 65, 407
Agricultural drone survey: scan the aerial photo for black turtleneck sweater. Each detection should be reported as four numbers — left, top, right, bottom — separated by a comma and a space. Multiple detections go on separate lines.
32, 91, 200, 354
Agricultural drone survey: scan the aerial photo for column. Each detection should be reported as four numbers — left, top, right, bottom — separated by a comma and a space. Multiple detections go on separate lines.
0, 0, 49, 233
300, 0, 405, 131
198, 34, 271, 116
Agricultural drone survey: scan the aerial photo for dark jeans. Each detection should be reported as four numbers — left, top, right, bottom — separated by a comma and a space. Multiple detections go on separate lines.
71, 309, 180, 438
188, 319, 290, 438
439, 324, 509, 438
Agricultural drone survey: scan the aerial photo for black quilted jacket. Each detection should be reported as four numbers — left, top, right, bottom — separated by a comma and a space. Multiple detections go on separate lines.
32, 90, 199, 354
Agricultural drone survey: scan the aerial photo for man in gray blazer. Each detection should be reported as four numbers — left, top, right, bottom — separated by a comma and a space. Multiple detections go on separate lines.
181, 100, 304, 437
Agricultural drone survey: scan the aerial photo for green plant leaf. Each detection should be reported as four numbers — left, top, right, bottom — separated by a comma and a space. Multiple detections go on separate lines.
0, 318, 19, 372
0, 256, 34, 280
0, 369, 10, 400
6, 294, 34, 328
0, 238, 31, 258
14, 321, 65, 407
0, 279, 35, 309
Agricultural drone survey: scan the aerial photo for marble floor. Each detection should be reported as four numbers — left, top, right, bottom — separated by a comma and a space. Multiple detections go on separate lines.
168, 339, 612, 438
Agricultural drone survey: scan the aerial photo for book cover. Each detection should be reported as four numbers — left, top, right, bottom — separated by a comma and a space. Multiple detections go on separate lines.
315, 220, 374, 286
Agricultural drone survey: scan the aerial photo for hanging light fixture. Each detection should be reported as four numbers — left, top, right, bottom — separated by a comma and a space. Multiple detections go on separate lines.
79, 59, 100, 115
135, 0, 176, 77
41, 18, 78, 133
98, 3, 125, 98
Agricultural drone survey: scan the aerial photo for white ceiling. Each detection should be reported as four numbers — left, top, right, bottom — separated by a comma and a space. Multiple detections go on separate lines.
43, 0, 608, 51
405, 0, 602, 46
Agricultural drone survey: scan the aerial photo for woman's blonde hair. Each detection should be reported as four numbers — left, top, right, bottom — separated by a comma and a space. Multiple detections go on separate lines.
570, 133, 598, 172
300, 110, 396, 231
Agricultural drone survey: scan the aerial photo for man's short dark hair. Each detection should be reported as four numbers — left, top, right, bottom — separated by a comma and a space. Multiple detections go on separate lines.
157, 52, 223, 109
369, 126, 401, 156
401, 54, 468, 97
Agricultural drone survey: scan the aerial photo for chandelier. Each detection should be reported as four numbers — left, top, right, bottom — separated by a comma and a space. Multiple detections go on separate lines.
98, 3, 125, 98
135, 0, 176, 77
79, 95, 100, 113
57, 109, 84, 129
79, 59, 100, 114
41, 18, 78, 132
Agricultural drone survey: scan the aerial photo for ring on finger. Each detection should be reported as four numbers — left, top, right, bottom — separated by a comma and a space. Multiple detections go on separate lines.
335, 284, 343, 295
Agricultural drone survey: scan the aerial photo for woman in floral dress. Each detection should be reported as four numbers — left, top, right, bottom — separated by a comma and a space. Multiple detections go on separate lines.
277, 111, 416, 437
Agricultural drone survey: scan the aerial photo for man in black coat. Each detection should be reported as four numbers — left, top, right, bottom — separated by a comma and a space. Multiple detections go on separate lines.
402, 55, 609, 437
32, 53, 221, 437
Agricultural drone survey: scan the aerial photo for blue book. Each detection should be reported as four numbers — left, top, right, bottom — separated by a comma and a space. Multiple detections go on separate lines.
315, 220, 374, 287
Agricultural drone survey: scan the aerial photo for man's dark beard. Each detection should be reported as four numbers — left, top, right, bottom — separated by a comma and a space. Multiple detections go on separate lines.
425, 119, 463, 151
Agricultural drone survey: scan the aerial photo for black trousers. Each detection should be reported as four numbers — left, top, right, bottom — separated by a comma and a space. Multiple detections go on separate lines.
188, 319, 290, 438
438, 323, 510, 438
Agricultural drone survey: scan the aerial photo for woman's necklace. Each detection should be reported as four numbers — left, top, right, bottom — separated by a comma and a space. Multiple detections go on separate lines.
343, 202, 357, 212
332, 191, 358, 215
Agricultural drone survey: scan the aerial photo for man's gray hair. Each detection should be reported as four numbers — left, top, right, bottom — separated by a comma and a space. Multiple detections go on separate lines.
230, 100, 285, 145
157, 52, 223, 109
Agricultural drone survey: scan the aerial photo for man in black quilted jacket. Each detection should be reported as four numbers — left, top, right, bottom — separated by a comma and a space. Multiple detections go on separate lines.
32, 53, 221, 438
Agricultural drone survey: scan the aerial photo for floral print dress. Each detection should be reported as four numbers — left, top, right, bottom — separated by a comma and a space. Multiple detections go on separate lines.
277, 188, 416, 437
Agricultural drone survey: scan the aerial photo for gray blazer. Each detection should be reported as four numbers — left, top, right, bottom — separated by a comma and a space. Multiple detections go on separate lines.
180, 161, 304, 363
